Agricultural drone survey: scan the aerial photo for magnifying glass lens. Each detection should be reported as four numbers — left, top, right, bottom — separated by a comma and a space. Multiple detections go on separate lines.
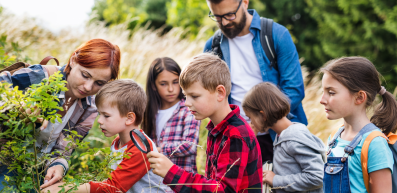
130, 131, 148, 152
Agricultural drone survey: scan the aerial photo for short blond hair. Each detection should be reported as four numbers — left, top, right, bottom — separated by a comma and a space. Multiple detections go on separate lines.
180, 53, 231, 95
95, 79, 147, 125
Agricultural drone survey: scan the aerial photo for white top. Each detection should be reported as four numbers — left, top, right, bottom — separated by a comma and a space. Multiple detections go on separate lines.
228, 33, 263, 122
155, 101, 180, 140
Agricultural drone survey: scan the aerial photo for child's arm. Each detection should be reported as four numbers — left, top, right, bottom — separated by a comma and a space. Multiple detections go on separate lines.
149, 136, 260, 192
272, 141, 323, 191
42, 182, 90, 193
161, 112, 200, 157
88, 148, 150, 193
369, 168, 392, 193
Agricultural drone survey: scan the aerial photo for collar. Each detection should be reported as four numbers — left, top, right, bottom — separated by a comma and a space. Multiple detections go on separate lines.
248, 9, 261, 32
179, 98, 186, 108
207, 104, 240, 138
59, 65, 92, 109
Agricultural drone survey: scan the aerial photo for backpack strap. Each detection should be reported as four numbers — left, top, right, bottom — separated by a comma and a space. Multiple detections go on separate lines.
387, 133, 397, 145
211, 30, 223, 59
260, 17, 277, 71
39, 56, 59, 66
361, 131, 388, 192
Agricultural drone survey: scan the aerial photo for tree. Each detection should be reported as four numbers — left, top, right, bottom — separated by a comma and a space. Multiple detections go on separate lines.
249, 0, 327, 71
306, 0, 397, 90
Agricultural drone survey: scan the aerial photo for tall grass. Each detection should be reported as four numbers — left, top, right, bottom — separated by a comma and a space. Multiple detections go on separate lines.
0, 9, 342, 175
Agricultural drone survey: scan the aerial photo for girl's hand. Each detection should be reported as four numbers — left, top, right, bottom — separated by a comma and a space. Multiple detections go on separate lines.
147, 151, 174, 178
263, 170, 275, 187
157, 147, 162, 153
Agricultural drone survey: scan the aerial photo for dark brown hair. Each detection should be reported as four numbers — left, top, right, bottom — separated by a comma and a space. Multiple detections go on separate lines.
180, 53, 231, 95
65, 39, 121, 80
242, 82, 290, 128
141, 57, 184, 140
321, 56, 397, 135
95, 79, 147, 125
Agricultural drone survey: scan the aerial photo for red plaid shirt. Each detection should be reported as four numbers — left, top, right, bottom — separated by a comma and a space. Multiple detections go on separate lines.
163, 105, 263, 193
156, 99, 200, 173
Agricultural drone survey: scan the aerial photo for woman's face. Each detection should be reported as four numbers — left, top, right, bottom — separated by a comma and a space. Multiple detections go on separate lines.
66, 61, 112, 99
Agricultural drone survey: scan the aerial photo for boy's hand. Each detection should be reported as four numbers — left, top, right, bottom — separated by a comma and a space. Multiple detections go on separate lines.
263, 170, 275, 187
147, 151, 174, 178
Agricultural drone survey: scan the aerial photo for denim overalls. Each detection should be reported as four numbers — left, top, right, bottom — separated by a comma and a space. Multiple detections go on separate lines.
323, 123, 378, 193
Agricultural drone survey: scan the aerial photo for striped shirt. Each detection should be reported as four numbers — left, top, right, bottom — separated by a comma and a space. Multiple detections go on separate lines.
154, 99, 200, 173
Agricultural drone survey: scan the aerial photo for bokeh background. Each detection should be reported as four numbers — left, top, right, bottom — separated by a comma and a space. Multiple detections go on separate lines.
1, 0, 397, 175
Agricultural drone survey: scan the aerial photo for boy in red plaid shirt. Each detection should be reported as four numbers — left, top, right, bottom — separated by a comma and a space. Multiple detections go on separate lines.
147, 53, 263, 192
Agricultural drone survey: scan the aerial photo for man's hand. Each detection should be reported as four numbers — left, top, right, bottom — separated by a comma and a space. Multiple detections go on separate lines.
263, 170, 275, 187
40, 165, 64, 189
147, 151, 174, 178
157, 147, 162, 153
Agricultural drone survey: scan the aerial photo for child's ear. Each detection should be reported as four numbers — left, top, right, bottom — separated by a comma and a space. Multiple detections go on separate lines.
355, 91, 367, 105
216, 85, 227, 102
125, 112, 136, 126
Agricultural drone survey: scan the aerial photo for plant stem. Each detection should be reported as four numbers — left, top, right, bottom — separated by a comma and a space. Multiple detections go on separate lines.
32, 122, 41, 191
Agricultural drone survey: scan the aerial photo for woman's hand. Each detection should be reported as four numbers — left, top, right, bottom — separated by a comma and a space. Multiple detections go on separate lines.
40, 165, 64, 189
41, 182, 64, 193
263, 170, 275, 187
147, 151, 174, 178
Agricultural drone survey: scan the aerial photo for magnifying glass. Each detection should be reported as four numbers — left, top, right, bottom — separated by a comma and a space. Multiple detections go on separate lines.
129, 129, 151, 154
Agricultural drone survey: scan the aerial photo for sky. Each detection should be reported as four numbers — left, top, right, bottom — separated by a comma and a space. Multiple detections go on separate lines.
0, 0, 95, 33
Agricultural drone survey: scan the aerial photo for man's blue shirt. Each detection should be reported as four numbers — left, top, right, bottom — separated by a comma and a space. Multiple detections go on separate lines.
204, 9, 307, 125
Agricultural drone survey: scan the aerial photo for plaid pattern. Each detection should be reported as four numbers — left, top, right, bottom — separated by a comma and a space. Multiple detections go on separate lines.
0, 64, 98, 172
163, 105, 263, 193
155, 99, 200, 173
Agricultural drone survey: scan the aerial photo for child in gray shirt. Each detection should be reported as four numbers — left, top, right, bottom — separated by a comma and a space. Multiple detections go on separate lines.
242, 82, 325, 193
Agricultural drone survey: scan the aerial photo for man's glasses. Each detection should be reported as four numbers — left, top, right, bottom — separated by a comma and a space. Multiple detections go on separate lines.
208, 0, 243, 22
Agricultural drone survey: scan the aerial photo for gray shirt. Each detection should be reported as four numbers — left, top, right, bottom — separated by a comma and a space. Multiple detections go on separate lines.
272, 123, 325, 193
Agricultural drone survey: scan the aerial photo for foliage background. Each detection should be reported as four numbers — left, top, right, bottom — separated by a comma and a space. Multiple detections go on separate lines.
1, 0, 397, 176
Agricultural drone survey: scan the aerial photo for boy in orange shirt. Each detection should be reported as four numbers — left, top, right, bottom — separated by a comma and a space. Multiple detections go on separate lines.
43, 79, 166, 193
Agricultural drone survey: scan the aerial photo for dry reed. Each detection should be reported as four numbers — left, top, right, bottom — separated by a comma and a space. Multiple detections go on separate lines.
0, 8, 346, 176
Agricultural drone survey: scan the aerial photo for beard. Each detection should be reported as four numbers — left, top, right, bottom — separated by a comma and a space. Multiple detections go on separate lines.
219, 10, 247, 39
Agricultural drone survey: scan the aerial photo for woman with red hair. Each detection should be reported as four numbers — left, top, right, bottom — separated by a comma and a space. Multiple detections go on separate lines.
0, 39, 121, 190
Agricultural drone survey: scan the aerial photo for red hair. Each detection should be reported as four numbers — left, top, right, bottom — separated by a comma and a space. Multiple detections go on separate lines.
64, 39, 121, 80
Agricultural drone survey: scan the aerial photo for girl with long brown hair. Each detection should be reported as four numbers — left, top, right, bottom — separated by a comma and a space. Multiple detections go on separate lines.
141, 57, 200, 177
321, 57, 395, 193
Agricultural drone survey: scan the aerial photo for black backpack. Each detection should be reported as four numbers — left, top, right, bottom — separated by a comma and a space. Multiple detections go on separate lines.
211, 17, 278, 71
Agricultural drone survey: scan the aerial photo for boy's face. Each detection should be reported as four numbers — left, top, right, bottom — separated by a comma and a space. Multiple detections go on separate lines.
183, 81, 220, 120
97, 102, 128, 137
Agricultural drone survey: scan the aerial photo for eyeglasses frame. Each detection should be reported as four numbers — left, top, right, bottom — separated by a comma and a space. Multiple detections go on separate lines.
208, 0, 243, 22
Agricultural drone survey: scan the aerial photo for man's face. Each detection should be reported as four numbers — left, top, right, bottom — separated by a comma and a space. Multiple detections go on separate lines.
208, 0, 247, 39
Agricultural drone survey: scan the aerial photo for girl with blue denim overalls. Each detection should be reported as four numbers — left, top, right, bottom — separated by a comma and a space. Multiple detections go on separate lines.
320, 57, 395, 193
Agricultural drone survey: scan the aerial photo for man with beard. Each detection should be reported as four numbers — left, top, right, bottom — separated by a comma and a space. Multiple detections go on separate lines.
204, 0, 307, 164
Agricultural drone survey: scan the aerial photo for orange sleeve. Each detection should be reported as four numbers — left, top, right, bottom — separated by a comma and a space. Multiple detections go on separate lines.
89, 145, 151, 193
